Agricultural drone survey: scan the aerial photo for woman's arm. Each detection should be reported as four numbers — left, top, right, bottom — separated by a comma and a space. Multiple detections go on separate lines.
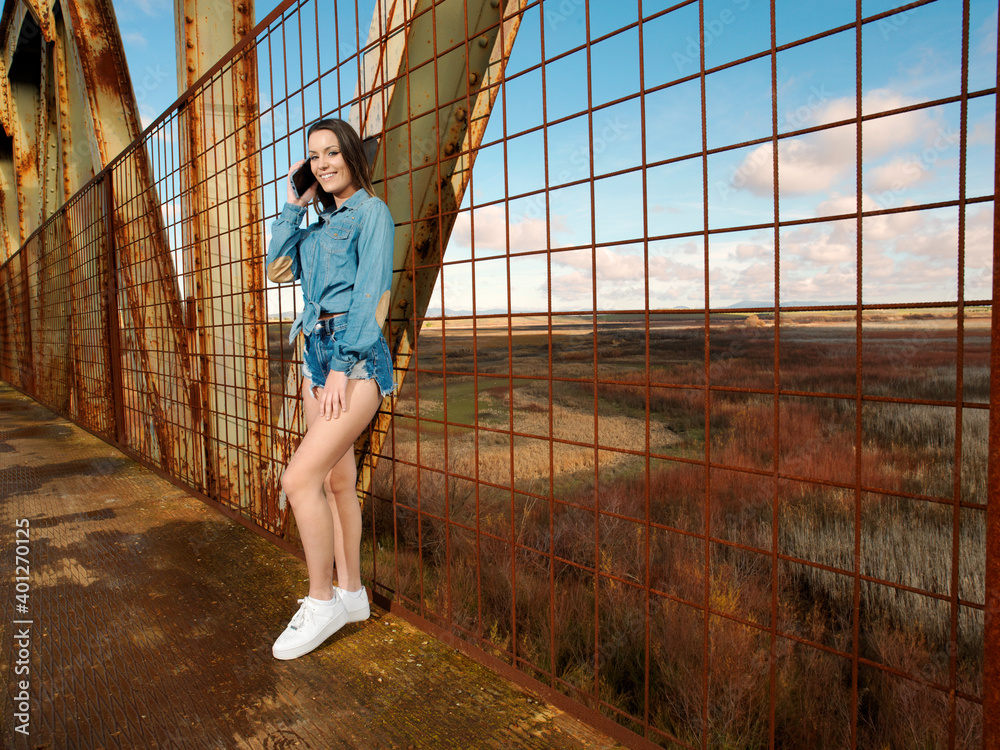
265, 203, 308, 281
265, 162, 319, 282
327, 198, 396, 372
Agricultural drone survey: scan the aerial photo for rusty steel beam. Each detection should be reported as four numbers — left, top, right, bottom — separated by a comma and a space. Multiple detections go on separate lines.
4, 2, 45, 246
349, 0, 526, 500
0, 41, 12, 262
52, 3, 100, 426
0, 122, 16, 261
0, 0, 94, 264
35, 35, 74, 414
41, 31, 58, 217
0, 245, 31, 388
58, 0, 195, 472
174, 0, 270, 516
0, 0, 74, 414
32, 219, 72, 413
0, 0, 179, 443
56, 0, 139, 167
51, 2, 96, 202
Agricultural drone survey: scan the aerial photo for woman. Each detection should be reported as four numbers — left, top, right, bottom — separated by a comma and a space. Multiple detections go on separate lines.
265, 118, 395, 660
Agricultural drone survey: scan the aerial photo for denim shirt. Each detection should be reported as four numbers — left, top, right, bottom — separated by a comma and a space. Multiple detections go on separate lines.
266, 188, 395, 372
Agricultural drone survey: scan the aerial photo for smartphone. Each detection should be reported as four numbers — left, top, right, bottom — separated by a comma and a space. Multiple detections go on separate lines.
291, 161, 317, 199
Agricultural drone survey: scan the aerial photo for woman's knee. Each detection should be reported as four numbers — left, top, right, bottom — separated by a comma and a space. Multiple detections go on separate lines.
281, 464, 318, 503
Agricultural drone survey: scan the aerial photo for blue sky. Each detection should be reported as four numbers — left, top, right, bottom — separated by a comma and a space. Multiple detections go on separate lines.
112, 0, 285, 126
111, 0, 997, 313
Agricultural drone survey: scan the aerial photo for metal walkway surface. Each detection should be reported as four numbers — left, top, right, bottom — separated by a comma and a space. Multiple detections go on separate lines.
0, 382, 623, 750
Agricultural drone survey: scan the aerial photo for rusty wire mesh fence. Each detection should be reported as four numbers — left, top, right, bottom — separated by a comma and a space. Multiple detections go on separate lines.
0, 0, 997, 747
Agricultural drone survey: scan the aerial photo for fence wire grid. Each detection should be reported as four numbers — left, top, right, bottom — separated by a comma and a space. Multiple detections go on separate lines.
0, 0, 997, 748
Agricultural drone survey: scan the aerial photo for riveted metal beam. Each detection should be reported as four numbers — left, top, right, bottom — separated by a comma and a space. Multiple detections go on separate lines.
57, 0, 195, 472
51, 2, 100, 425
6, 4, 44, 245
0, 123, 16, 261
0, 0, 95, 263
350, 0, 525, 500
51, 2, 96, 202
173, 0, 268, 516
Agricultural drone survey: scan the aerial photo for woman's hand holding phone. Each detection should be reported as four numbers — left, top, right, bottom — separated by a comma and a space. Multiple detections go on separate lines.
287, 160, 318, 206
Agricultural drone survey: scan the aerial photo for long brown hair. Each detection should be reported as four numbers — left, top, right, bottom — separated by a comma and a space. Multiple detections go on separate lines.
306, 118, 374, 211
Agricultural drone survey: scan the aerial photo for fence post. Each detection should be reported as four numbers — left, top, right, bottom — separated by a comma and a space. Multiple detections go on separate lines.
103, 173, 125, 446
19, 242, 34, 394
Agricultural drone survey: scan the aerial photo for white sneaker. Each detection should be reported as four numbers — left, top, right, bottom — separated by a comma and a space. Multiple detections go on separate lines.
272, 595, 348, 660
336, 586, 371, 622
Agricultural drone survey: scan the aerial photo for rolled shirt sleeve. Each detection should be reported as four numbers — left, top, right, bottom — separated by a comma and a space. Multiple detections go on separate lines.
265, 203, 307, 281
327, 198, 395, 372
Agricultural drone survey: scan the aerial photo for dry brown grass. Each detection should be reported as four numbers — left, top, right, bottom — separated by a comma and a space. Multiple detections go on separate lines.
363, 319, 984, 747
390, 385, 679, 487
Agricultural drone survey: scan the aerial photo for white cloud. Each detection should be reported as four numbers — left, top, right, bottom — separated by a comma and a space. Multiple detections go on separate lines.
121, 31, 148, 48
862, 203, 925, 242
549, 244, 705, 308
776, 200, 971, 304
782, 221, 855, 264
865, 157, 927, 194
964, 204, 993, 270
781, 264, 855, 302
860, 207, 960, 301
551, 270, 592, 303
553, 245, 703, 284
730, 89, 942, 198
968, 118, 994, 146
734, 241, 770, 261
964, 205, 993, 300
131, 0, 161, 16
449, 205, 554, 253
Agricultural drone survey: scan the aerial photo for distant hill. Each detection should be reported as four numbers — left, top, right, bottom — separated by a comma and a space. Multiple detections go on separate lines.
727, 301, 853, 308
423, 308, 510, 317
423, 304, 860, 317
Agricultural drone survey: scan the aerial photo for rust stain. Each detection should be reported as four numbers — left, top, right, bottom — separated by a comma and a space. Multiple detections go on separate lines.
62, 0, 141, 155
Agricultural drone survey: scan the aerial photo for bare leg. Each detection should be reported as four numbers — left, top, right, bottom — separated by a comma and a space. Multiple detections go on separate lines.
324, 450, 363, 591
282, 376, 381, 601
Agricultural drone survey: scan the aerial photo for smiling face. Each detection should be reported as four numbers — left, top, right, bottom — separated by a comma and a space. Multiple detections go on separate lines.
308, 129, 357, 206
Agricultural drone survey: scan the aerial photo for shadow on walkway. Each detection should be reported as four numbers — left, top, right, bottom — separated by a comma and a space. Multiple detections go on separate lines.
0, 383, 623, 750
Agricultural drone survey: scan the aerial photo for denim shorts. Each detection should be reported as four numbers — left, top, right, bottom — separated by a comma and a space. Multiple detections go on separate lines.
302, 313, 396, 399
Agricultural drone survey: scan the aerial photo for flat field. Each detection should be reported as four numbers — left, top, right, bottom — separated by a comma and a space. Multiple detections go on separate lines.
276, 308, 989, 748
